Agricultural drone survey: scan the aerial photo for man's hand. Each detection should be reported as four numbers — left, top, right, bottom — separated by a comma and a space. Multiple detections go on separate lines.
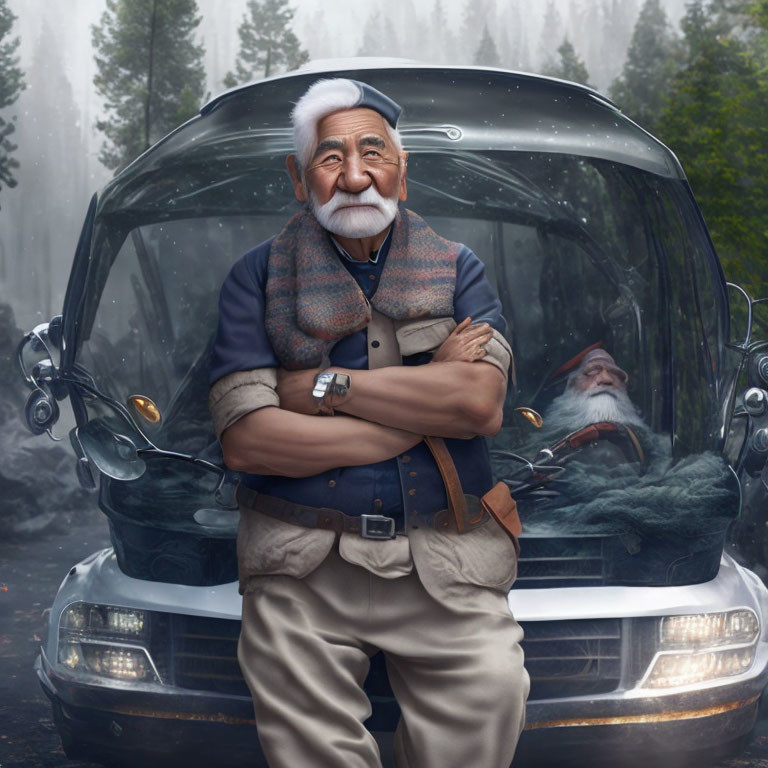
276, 367, 320, 415
431, 317, 493, 363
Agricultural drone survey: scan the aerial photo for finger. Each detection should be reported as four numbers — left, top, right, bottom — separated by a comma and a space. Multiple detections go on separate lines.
458, 332, 492, 349
461, 327, 493, 343
453, 317, 472, 334
456, 322, 491, 339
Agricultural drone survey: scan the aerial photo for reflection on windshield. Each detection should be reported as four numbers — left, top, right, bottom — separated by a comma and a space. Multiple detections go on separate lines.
491, 347, 738, 585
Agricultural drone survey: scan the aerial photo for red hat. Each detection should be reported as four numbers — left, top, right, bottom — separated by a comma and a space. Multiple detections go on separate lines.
552, 341, 606, 379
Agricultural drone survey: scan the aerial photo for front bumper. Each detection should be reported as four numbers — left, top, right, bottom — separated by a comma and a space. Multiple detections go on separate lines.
39, 643, 765, 766
520, 684, 762, 759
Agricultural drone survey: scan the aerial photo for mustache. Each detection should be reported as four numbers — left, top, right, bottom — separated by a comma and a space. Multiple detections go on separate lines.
588, 388, 618, 399
318, 187, 388, 216
543, 386, 647, 432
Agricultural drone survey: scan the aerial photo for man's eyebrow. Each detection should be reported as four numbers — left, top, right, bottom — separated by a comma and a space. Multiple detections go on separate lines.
359, 135, 386, 149
313, 138, 344, 158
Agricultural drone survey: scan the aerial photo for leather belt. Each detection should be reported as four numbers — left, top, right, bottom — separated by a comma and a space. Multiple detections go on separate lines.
235, 485, 491, 539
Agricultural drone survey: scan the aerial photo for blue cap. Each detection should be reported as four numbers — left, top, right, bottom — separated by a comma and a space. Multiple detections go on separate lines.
348, 79, 402, 128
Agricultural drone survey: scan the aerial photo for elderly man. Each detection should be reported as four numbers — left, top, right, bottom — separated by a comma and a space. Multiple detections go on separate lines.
544, 348, 646, 434
208, 78, 528, 768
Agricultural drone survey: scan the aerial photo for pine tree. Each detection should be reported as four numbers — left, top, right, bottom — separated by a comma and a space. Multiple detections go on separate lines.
750, 0, 768, 29
429, 0, 459, 63
599, 0, 639, 86
474, 24, 501, 67
460, 0, 492, 63
92, 0, 206, 173
609, 0, 678, 130
399, 0, 429, 61
4, 21, 88, 317
224, 0, 309, 86
745, 0, 768, 78
582, 2, 605, 87
497, 1, 515, 66
357, 10, 400, 57
0, 0, 24, 204
538, 0, 564, 72
302, 7, 331, 61
657, 0, 768, 300
544, 37, 591, 85
428, 0, 450, 62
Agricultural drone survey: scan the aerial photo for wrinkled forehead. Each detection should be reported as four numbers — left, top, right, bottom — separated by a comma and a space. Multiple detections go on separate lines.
314, 108, 394, 146
581, 349, 618, 369
566, 349, 629, 390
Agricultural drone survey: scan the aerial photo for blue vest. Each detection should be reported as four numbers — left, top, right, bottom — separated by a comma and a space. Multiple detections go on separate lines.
210, 225, 506, 531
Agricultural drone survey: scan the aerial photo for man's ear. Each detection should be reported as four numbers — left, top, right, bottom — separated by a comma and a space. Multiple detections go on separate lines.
398, 151, 408, 202
286, 154, 308, 203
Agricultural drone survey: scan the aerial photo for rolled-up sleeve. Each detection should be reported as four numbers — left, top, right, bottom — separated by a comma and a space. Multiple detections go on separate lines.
209, 368, 279, 439
209, 242, 280, 438
453, 246, 513, 381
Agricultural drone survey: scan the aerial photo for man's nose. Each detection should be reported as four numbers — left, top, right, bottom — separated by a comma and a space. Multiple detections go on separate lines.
595, 370, 615, 386
336, 155, 371, 193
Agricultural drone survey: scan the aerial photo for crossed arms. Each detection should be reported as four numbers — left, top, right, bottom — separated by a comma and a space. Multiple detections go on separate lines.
220, 320, 508, 478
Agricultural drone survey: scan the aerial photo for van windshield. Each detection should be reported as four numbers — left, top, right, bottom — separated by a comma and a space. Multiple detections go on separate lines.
75, 148, 739, 584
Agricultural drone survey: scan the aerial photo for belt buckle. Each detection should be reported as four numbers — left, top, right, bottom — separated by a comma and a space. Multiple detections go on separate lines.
360, 514, 396, 540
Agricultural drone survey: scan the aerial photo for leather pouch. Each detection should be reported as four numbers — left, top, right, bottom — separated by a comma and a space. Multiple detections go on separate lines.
481, 481, 521, 556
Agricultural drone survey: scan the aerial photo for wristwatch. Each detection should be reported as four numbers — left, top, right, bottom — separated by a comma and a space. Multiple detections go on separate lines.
312, 372, 351, 415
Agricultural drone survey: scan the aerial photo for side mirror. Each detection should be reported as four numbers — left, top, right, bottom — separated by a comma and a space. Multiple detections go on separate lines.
24, 388, 60, 436
75, 419, 146, 482
17, 318, 68, 440
17, 320, 62, 385
736, 387, 768, 477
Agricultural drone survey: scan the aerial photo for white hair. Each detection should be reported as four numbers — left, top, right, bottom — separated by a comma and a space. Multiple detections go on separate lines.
545, 388, 646, 433
291, 78, 403, 171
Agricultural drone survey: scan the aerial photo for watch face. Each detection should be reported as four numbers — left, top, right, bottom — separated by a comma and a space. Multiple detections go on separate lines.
313, 372, 334, 399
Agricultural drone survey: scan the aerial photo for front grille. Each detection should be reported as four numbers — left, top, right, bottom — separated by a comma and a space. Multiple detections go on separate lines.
515, 533, 725, 588
154, 615, 622, 704
166, 614, 249, 697
521, 619, 622, 699
516, 536, 608, 589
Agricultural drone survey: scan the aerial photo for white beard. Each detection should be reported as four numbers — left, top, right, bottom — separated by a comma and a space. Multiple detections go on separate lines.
544, 387, 647, 433
309, 186, 398, 239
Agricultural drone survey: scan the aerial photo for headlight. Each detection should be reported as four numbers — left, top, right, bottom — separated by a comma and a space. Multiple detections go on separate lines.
660, 610, 759, 649
58, 641, 156, 681
639, 609, 759, 690
642, 648, 755, 689
61, 603, 146, 637
58, 602, 159, 683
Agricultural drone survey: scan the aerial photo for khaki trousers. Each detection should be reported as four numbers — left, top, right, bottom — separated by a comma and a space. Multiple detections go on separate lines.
238, 543, 529, 768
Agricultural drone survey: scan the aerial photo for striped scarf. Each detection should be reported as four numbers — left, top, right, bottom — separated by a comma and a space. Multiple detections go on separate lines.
265, 207, 458, 369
